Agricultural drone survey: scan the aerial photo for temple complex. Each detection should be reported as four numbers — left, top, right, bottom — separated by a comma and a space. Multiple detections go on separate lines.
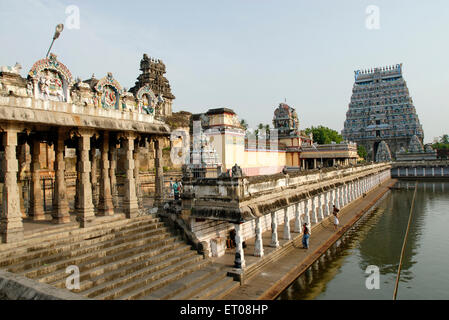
342, 64, 424, 161
186, 103, 357, 177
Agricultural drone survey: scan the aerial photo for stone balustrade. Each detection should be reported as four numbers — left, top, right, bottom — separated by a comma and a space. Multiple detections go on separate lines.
181, 163, 392, 268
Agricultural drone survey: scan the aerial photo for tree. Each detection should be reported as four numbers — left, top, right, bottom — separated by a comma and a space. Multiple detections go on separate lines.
240, 119, 248, 131
432, 134, 449, 150
358, 145, 367, 159
304, 126, 343, 145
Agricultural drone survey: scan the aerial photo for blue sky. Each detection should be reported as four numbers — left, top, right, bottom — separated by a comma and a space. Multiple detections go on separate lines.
1, 0, 448, 143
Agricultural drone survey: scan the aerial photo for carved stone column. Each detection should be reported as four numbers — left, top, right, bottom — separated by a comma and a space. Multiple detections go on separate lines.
254, 217, 264, 257
109, 140, 118, 208
123, 133, 139, 219
304, 198, 311, 225
52, 129, 70, 224
323, 192, 329, 217
90, 144, 98, 208
270, 211, 279, 248
133, 140, 143, 212
154, 138, 164, 206
76, 130, 95, 228
234, 223, 246, 268
29, 137, 45, 221
327, 191, 333, 216
345, 184, 351, 204
75, 147, 80, 211
311, 196, 319, 224
98, 131, 114, 216
1, 127, 24, 243
317, 194, 324, 221
283, 207, 291, 240
294, 202, 302, 233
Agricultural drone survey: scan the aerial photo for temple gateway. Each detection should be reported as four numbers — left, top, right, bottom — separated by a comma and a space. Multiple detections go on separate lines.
342, 64, 424, 161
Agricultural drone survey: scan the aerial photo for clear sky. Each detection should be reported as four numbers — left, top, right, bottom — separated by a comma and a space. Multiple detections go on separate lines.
1, 0, 448, 143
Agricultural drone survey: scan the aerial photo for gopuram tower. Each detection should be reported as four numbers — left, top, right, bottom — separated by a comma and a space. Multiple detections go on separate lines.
130, 54, 175, 117
342, 64, 424, 161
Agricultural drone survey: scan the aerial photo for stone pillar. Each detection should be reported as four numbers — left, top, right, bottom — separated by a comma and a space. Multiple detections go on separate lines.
335, 187, 340, 208
52, 129, 70, 224
154, 138, 164, 205
98, 131, 114, 216
323, 192, 329, 217
109, 141, 118, 208
349, 183, 354, 202
133, 141, 143, 211
344, 184, 350, 205
76, 130, 95, 228
270, 211, 279, 248
75, 147, 80, 211
254, 217, 264, 257
327, 191, 333, 216
317, 194, 324, 221
311, 196, 319, 224
123, 133, 139, 219
313, 159, 317, 169
29, 138, 45, 221
294, 202, 302, 233
234, 223, 246, 268
304, 198, 311, 225
283, 207, 291, 240
1, 127, 24, 243
90, 145, 98, 208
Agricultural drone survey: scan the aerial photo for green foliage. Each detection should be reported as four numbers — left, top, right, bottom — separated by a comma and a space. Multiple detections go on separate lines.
304, 126, 343, 145
240, 119, 248, 131
358, 145, 367, 159
432, 134, 449, 150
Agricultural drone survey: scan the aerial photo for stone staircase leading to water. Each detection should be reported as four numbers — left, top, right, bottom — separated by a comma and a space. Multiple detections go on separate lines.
0, 214, 239, 300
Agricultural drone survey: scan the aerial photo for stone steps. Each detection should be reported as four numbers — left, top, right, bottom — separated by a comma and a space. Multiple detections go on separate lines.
146, 265, 225, 300
0, 219, 163, 268
19, 232, 176, 279
92, 255, 208, 300
34, 228, 176, 285
55, 243, 192, 292
166, 267, 230, 300
1, 213, 232, 300
0, 215, 158, 260
193, 276, 237, 300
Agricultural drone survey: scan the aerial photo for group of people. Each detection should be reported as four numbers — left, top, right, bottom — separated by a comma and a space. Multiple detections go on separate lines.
302, 205, 340, 250
169, 179, 183, 200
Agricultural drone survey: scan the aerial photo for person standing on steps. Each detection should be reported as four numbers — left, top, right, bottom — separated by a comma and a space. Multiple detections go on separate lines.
173, 180, 180, 200
332, 205, 340, 230
302, 223, 310, 249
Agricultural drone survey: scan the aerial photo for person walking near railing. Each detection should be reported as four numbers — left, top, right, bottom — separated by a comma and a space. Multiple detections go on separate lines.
302, 223, 310, 249
332, 205, 340, 230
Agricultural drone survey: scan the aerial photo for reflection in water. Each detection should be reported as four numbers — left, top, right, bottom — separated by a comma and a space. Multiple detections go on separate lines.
278, 182, 449, 300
